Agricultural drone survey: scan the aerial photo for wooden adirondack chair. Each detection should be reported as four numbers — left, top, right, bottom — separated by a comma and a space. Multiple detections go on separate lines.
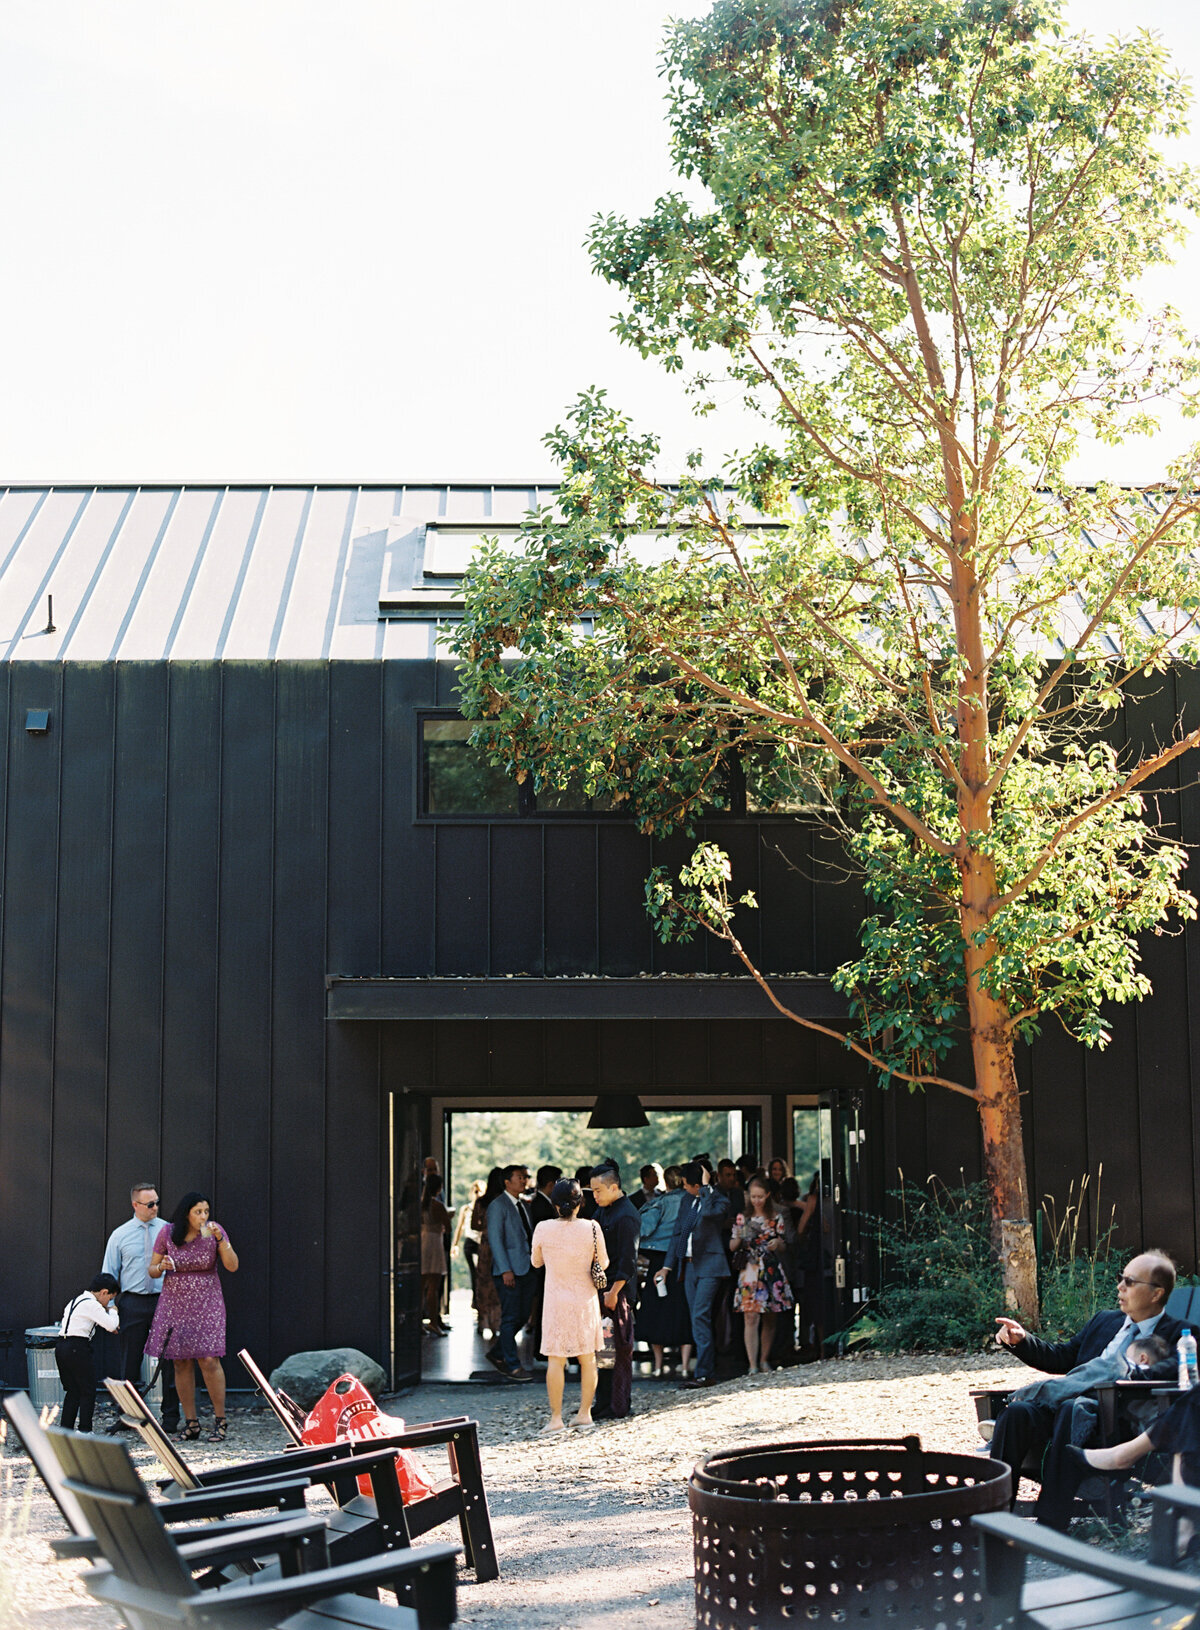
3, 1391, 309, 1578
46, 1426, 459, 1630
974, 1482, 1200, 1628
102, 1379, 408, 1568
233, 1349, 498, 1583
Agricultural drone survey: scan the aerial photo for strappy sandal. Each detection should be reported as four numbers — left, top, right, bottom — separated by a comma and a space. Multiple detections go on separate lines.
178, 1418, 201, 1441
208, 1417, 227, 1442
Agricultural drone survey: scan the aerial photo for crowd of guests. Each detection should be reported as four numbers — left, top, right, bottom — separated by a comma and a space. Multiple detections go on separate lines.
434, 1151, 822, 1428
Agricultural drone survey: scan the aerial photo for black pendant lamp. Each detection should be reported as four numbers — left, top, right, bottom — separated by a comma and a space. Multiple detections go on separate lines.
587, 1092, 650, 1130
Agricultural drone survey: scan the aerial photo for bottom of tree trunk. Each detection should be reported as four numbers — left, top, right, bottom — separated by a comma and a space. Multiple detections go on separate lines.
1000, 1218, 1039, 1329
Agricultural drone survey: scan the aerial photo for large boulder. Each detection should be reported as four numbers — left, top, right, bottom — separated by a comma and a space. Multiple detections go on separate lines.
267, 1347, 387, 1412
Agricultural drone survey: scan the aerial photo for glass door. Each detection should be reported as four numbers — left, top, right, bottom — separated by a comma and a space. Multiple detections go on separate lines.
388, 1090, 424, 1390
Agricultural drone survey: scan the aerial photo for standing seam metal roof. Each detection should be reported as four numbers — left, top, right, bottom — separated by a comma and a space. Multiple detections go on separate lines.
0, 484, 556, 662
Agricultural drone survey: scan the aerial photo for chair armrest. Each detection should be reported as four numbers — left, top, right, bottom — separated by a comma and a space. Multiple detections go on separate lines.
190, 1435, 416, 1488
386, 1422, 474, 1452
50, 1534, 99, 1559
170, 1477, 311, 1518
972, 1512, 1200, 1606
1150, 1483, 1200, 1518
175, 1513, 329, 1573
181, 1541, 461, 1629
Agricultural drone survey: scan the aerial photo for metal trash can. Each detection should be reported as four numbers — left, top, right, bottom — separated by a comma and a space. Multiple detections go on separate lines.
689, 1435, 1012, 1630
23, 1327, 162, 1413
25, 1327, 64, 1408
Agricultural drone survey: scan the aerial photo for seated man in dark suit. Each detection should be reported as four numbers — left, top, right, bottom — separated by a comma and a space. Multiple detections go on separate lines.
990, 1249, 1182, 1529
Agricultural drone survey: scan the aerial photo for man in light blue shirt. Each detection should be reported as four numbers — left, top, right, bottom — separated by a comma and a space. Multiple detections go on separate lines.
101, 1181, 179, 1431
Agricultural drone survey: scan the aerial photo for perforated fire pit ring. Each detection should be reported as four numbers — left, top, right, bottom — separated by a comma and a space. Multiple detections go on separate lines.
688, 1434, 1012, 1630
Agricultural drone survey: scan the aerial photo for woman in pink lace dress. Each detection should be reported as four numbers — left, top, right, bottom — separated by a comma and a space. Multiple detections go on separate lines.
530, 1178, 609, 1432
147, 1191, 239, 1442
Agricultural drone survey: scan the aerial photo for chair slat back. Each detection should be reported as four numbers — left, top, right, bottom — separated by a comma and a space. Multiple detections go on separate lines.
2, 1392, 90, 1537
47, 1427, 197, 1598
103, 1377, 201, 1491
1166, 1284, 1200, 1327
237, 1347, 307, 1444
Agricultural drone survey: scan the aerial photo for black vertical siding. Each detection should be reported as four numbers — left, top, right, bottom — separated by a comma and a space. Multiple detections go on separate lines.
50, 665, 114, 1299
215, 663, 276, 1372
1, 663, 62, 1327
269, 664, 331, 1364
3, 654, 1200, 1382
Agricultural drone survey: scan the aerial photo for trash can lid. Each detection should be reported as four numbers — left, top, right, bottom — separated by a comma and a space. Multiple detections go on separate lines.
25, 1326, 62, 1347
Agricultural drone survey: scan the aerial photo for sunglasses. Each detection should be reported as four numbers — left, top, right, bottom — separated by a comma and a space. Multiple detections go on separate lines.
136, 1199, 160, 1207
1115, 1273, 1153, 1289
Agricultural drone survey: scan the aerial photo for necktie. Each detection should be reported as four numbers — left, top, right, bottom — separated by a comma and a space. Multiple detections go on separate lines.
1099, 1317, 1135, 1361
519, 1202, 532, 1242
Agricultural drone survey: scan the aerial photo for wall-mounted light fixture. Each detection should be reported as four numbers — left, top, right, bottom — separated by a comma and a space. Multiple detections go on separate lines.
25, 709, 51, 735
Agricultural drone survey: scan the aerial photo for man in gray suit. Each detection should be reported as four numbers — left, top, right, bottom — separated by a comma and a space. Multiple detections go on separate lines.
657, 1161, 731, 1390
487, 1163, 535, 1380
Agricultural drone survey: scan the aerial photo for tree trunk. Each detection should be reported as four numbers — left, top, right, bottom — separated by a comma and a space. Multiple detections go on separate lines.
960, 831, 1039, 1325
966, 970, 1039, 1326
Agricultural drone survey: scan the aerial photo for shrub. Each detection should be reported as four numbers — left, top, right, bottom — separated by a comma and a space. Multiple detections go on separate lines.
866, 1175, 1002, 1352
1038, 1173, 1118, 1342
865, 1168, 1128, 1352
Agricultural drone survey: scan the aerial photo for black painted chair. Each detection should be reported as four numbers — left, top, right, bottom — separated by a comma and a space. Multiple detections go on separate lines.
47, 1426, 459, 1630
974, 1482, 1200, 1628
3, 1390, 309, 1578
234, 1349, 498, 1582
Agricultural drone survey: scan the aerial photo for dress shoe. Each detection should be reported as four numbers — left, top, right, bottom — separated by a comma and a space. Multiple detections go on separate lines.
500, 1366, 534, 1382
680, 1376, 715, 1390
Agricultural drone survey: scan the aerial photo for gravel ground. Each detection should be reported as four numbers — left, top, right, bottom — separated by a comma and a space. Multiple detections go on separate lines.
1, 1351, 1033, 1630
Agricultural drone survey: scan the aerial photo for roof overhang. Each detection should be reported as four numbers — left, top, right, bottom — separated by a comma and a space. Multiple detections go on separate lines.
324, 975, 847, 1023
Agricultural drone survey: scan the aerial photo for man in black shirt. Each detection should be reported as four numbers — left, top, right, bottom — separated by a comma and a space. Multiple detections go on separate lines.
590, 1160, 640, 1419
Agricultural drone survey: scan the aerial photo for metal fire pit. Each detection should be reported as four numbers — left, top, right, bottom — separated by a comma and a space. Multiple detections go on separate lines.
688, 1435, 1011, 1630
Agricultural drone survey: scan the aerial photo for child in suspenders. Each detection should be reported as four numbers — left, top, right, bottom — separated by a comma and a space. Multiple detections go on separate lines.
55, 1273, 120, 1432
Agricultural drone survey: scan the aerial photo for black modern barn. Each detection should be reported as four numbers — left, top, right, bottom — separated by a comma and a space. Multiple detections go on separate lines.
1, 483, 1197, 1389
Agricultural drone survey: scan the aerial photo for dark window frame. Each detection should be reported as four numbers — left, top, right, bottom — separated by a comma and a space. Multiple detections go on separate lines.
415, 711, 827, 824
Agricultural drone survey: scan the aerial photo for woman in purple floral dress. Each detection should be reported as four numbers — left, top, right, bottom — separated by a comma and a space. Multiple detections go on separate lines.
147, 1191, 239, 1441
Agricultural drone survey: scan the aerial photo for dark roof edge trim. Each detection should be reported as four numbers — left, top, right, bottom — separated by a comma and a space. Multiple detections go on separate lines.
325, 975, 848, 1023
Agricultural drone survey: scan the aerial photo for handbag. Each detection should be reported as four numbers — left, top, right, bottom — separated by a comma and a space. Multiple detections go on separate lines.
590, 1221, 607, 1291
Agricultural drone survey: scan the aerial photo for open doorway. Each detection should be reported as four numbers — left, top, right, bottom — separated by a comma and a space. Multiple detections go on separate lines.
423, 1097, 766, 1382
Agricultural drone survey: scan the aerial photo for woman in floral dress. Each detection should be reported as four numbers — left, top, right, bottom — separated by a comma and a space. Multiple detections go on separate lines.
731, 1175, 794, 1375
147, 1191, 239, 1441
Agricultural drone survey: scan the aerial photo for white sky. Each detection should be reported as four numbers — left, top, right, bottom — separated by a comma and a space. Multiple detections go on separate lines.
1, 1, 1198, 483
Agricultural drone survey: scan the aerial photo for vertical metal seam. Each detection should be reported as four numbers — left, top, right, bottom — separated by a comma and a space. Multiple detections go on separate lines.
320, 487, 361, 660
163, 488, 225, 660
47, 660, 64, 1281
2, 489, 92, 662
0, 664, 11, 1310
103, 488, 177, 661
47, 484, 136, 659
323, 659, 333, 1341
157, 663, 171, 1191
268, 488, 314, 661
266, 661, 278, 1356
102, 665, 117, 1217
212, 662, 224, 1209
214, 488, 270, 661
486, 822, 493, 979
0, 487, 49, 591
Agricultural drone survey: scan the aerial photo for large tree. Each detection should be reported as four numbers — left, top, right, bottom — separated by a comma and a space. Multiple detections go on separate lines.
453, 0, 1200, 1319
